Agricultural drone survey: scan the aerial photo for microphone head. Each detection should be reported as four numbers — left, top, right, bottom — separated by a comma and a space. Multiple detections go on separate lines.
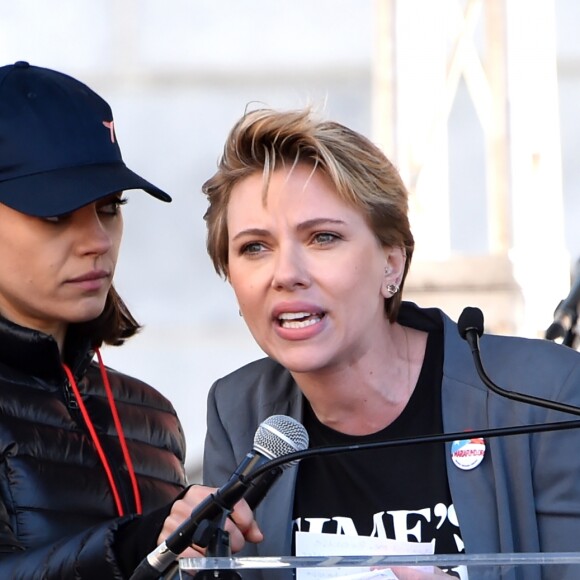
457, 306, 484, 340
253, 415, 309, 466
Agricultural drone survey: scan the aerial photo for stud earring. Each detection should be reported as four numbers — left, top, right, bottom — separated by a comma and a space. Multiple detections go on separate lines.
386, 283, 400, 295
238, 309, 243, 317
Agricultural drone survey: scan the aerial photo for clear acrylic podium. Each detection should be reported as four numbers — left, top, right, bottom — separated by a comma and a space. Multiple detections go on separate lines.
179, 552, 580, 578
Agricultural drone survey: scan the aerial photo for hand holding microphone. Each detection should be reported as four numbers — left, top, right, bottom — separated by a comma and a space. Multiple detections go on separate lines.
130, 414, 309, 580
156, 484, 262, 560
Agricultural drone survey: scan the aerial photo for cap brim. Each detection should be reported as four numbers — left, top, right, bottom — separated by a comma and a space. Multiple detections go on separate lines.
0, 162, 171, 217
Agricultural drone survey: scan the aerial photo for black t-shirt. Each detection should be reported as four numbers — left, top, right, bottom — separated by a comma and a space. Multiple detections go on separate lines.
292, 316, 464, 576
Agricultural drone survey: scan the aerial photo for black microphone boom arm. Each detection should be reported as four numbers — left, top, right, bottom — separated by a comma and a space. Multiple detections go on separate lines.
458, 306, 580, 417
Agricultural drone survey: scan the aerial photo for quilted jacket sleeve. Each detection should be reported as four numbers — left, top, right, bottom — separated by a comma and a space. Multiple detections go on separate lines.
0, 515, 135, 580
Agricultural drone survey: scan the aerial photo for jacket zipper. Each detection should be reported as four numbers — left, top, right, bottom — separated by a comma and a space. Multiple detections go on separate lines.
63, 378, 80, 410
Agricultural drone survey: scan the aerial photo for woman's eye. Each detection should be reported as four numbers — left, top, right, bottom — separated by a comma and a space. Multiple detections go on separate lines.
313, 232, 340, 245
241, 242, 266, 255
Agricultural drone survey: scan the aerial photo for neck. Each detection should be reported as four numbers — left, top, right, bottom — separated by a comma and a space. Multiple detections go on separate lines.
294, 324, 428, 435
39, 324, 67, 354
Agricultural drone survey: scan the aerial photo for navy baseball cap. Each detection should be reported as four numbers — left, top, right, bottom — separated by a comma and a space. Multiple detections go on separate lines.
0, 61, 171, 217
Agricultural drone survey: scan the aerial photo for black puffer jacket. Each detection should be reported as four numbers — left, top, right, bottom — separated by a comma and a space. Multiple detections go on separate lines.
0, 316, 188, 579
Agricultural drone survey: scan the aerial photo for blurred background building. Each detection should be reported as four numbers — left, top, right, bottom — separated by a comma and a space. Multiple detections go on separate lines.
2, 0, 579, 477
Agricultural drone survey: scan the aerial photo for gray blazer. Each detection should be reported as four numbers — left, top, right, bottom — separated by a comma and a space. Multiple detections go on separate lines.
203, 303, 580, 579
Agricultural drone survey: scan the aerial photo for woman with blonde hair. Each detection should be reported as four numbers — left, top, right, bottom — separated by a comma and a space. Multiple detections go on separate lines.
202, 107, 580, 580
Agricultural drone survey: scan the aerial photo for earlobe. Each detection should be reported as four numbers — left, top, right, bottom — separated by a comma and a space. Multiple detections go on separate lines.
381, 266, 399, 299
381, 247, 405, 299
381, 278, 400, 299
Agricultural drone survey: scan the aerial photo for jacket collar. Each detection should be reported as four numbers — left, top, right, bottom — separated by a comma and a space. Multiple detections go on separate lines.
0, 315, 94, 383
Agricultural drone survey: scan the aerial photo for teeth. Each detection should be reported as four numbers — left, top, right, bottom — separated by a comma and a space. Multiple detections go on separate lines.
278, 312, 312, 320
277, 311, 323, 329
281, 317, 320, 329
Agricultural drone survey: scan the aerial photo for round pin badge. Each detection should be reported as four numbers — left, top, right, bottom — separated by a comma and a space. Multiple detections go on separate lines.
451, 437, 486, 470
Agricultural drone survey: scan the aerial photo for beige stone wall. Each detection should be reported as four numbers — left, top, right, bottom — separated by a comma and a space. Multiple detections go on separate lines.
405, 255, 526, 337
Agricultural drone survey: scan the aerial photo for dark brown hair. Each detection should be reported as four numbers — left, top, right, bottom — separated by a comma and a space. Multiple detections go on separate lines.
72, 285, 140, 347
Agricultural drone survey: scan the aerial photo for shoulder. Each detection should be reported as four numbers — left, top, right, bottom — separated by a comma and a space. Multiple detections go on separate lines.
85, 363, 186, 459
413, 299, 580, 371
470, 320, 580, 372
210, 356, 296, 400
207, 356, 302, 422
87, 363, 177, 413
480, 332, 580, 394
212, 357, 288, 387
437, 304, 580, 404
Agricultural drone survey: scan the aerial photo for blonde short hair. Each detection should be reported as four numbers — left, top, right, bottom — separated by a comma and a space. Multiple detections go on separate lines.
202, 107, 414, 321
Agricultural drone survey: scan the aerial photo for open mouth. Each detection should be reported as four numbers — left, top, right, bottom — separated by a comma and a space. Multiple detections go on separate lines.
277, 311, 325, 329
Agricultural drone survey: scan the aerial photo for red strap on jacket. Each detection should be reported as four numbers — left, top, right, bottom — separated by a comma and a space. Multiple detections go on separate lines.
62, 348, 142, 516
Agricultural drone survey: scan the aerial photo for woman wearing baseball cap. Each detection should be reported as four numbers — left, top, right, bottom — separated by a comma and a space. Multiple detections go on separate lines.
0, 62, 260, 578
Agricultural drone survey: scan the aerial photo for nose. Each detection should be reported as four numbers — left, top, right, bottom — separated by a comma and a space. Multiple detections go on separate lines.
271, 244, 311, 291
75, 206, 115, 256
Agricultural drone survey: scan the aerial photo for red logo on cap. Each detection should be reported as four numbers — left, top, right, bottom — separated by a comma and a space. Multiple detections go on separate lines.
102, 120, 116, 143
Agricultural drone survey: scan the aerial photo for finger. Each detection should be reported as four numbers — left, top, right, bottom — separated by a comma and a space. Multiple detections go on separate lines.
243, 519, 263, 543
181, 485, 218, 509
228, 506, 263, 543
226, 511, 262, 550
223, 524, 246, 553
391, 566, 451, 579
179, 545, 206, 559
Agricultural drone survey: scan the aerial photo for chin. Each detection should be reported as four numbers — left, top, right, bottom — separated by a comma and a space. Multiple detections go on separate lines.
68, 304, 108, 324
275, 354, 329, 375
265, 342, 335, 374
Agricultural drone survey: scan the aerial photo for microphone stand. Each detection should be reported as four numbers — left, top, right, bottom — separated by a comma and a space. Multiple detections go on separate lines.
462, 320, 580, 416
137, 507, 241, 580
195, 509, 242, 580
130, 488, 246, 580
